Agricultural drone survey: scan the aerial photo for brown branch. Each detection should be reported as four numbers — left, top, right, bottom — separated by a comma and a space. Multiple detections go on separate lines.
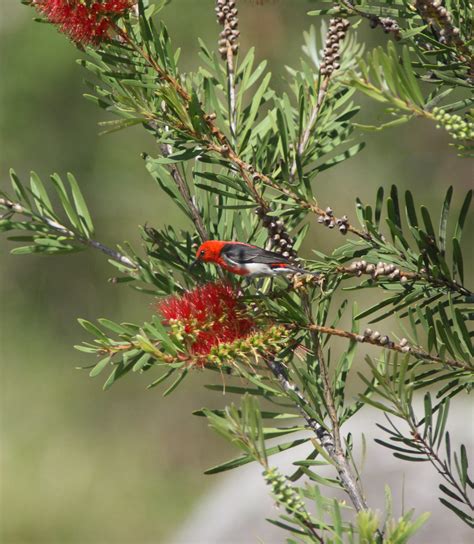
307, 324, 472, 372
209, 142, 371, 241
115, 24, 370, 242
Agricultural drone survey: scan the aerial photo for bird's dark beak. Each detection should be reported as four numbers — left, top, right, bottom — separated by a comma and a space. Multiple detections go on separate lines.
189, 258, 199, 270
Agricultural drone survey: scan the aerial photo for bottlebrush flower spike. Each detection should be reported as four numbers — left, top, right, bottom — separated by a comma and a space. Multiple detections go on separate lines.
157, 282, 256, 363
31, 0, 134, 46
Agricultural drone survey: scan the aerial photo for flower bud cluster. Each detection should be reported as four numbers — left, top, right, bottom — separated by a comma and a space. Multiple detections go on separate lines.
205, 325, 286, 366
347, 260, 410, 284
320, 18, 350, 77
415, 0, 463, 46
255, 207, 298, 260
432, 107, 474, 142
215, 0, 239, 59
368, 15, 401, 40
317, 207, 349, 234
355, 329, 411, 353
263, 467, 307, 518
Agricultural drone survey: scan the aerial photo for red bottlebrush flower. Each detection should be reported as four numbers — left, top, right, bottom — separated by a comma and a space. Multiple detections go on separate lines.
32, 0, 134, 46
157, 282, 256, 363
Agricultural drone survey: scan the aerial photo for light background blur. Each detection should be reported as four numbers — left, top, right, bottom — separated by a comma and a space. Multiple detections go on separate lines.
1, 1, 472, 543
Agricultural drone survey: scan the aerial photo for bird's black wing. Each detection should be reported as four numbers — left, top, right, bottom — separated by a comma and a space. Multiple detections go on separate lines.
221, 243, 292, 265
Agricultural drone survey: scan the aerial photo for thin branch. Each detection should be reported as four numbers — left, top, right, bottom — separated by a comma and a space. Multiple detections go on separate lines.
265, 355, 368, 513
290, 17, 349, 181
289, 77, 329, 182
159, 143, 209, 242
300, 78, 328, 151
298, 290, 369, 513
334, 260, 473, 298
409, 424, 474, 513
265, 357, 334, 446
383, 410, 474, 517
0, 197, 137, 270
225, 43, 238, 143
307, 323, 472, 372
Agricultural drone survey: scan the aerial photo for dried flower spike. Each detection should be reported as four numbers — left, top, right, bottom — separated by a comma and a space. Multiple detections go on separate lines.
368, 14, 401, 40
32, 0, 134, 46
320, 18, 350, 77
255, 207, 298, 261
216, 0, 239, 59
415, 0, 465, 49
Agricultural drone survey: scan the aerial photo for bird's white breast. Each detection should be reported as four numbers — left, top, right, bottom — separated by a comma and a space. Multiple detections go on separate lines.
241, 262, 276, 276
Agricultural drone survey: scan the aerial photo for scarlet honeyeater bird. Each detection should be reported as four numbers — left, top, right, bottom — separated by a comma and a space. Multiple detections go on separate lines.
193, 240, 318, 277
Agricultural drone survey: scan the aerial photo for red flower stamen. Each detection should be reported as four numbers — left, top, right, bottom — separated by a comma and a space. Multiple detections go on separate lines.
157, 282, 256, 360
32, 0, 134, 46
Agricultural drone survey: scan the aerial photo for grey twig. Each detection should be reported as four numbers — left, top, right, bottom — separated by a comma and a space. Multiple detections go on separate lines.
265, 358, 335, 451
265, 355, 368, 514
290, 18, 349, 181
0, 197, 137, 270
226, 43, 238, 143
290, 78, 329, 180
298, 290, 369, 514
159, 143, 209, 242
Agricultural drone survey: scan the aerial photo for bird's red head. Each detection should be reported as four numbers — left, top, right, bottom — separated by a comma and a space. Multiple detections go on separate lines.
195, 240, 226, 263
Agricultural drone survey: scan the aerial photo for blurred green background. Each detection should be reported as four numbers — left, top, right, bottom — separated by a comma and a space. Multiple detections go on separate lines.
1, 1, 472, 543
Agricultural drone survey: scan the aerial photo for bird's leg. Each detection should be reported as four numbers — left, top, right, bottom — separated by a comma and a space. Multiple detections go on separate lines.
255, 276, 265, 292
269, 277, 275, 293
239, 276, 251, 293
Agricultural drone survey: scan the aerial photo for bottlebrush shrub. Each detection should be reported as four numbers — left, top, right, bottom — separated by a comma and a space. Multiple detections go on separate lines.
2, 0, 473, 541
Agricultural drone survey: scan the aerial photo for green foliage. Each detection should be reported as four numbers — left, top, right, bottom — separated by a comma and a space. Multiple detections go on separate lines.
310, 0, 473, 155
3, 1, 473, 542
1, 169, 94, 254
361, 353, 473, 527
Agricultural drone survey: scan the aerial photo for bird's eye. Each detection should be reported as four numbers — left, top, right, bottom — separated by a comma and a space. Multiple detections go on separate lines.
200, 250, 205, 256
